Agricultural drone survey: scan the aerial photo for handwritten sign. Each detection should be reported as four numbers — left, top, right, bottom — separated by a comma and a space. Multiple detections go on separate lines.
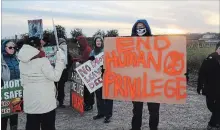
1, 79, 23, 117
103, 36, 187, 104
43, 46, 57, 67
28, 19, 43, 39
71, 69, 84, 115
75, 52, 104, 93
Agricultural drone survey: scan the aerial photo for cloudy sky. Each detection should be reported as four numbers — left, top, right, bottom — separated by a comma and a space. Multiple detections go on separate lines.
1, 1, 219, 38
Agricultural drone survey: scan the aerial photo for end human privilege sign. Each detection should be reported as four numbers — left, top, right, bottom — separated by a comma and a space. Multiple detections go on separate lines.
103, 36, 187, 104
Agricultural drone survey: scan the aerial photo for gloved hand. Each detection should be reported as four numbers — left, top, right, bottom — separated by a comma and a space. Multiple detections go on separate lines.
88, 56, 95, 61
56, 48, 65, 63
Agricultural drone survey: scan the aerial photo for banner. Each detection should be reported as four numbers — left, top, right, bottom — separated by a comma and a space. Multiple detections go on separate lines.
103, 36, 187, 104
75, 52, 104, 93
1, 79, 23, 117
43, 45, 68, 67
43, 46, 57, 67
71, 63, 84, 115
28, 19, 43, 39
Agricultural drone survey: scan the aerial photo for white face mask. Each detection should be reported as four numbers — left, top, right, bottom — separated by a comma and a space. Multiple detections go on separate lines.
136, 28, 147, 36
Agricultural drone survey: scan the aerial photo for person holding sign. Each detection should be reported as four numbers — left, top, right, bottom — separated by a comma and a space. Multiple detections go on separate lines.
55, 38, 73, 108
17, 36, 66, 130
197, 42, 220, 129
76, 36, 95, 111
130, 19, 160, 130
90, 35, 113, 123
1, 40, 20, 130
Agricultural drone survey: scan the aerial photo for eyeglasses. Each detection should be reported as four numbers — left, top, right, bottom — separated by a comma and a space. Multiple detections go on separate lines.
7, 46, 16, 50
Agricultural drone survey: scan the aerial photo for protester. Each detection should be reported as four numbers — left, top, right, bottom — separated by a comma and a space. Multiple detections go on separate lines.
1, 40, 20, 130
76, 36, 95, 111
197, 42, 220, 129
55, 38, 73, 108
130, 19, 160, 130
90, 35, 113, 123
17, 36, 66, 130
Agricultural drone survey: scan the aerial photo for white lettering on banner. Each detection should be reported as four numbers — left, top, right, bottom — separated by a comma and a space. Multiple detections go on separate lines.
4, 90, 23, 100
72, 82, 84, 97
75, 52, 104, 93
1, 108, 11, 114
2, 80, 21, 89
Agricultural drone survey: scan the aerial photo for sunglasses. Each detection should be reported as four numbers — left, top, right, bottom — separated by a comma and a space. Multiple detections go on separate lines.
7, 46, 16, 50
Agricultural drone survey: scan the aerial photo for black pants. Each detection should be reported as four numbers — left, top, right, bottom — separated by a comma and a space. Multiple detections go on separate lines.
95, 88, 113, 117
132, 102, 160, 130
206, 96, 220, 127
55, 81, 65, 105
1, 114, 18, 130
26, 109, 56, 130
84, 85, 94, 107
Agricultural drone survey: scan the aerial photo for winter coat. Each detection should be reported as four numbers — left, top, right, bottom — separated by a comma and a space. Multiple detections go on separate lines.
197, 52, 220, 98
1, 40, 20, 81
17, 44, 65, 114
76, 36, 92, 63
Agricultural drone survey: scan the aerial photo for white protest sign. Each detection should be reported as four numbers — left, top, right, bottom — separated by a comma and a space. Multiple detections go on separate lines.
75, 52, 104, 93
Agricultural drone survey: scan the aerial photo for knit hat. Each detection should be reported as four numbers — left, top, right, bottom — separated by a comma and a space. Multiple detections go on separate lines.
28, 36, 41, 48
58, 38, 66, 45
94, 35, 104, 43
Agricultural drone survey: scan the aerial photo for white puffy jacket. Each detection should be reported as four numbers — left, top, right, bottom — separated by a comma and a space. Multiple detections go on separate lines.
17, 45, 65, 114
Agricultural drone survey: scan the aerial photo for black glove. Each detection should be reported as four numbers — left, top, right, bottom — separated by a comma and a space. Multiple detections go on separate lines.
88, 56, 95, 61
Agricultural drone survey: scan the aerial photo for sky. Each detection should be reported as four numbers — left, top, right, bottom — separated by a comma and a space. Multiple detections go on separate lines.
1, 1, 220, 39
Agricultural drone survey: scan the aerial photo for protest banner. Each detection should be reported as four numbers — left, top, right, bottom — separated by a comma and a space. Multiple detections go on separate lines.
103, 36, 187, 104
70, 62, 84, 115
43, 46, 57, 67
28, 19, 43, 39
1, 79, 23, 117
75, 52, 104, 93
43, 45, 68, 67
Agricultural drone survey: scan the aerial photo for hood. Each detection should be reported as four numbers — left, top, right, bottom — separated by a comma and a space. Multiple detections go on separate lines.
17, 44, 40, 63
58, 38, 66, 45
1, 40, 16, 55
131, 19, 152, 36
76, 36, 89, 50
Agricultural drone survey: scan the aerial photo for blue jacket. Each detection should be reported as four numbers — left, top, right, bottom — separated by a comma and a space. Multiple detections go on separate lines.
131, 19, 152, 36
90, 48, 104, 57
1, 40, 20, 80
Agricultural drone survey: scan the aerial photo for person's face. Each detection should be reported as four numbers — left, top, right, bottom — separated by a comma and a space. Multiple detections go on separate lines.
136, 23, 147, 36
96, 38, 102, 48
216, 46, 220, 55
136, 23, 145, 30
5, 42, 16, 55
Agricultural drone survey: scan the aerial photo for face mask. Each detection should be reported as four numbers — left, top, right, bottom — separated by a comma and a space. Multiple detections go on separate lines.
136, 28, 147, 36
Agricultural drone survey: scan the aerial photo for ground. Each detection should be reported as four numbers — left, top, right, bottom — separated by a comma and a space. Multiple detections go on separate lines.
15, 82, 210, 130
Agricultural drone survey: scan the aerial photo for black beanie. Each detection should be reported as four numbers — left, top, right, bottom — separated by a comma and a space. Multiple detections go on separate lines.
28, 36, 41, 48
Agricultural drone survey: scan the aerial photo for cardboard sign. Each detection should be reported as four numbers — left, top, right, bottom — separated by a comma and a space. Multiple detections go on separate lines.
71, 69, 84, 115
75, 52, 104, 93
103, 36, 187, 104
28, 19, 43, 39
43, 45, 68, 67
43, 46, 57, 67
1, 79, 23, 117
